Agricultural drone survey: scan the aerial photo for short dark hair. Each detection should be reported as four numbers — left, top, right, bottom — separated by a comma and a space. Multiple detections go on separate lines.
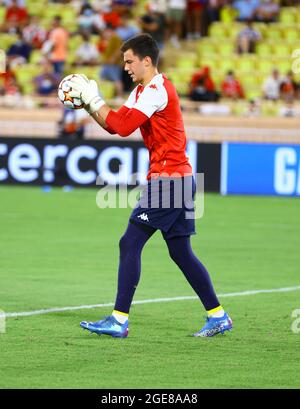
121, 33, 159, 66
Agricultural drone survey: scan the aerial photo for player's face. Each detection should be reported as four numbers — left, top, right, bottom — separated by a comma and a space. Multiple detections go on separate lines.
123, 49, 146, 83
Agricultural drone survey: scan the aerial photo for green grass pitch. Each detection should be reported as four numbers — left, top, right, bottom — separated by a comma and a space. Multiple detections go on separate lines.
0, 186, 299, 389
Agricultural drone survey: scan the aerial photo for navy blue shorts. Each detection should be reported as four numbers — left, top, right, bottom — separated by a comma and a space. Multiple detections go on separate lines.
130, 176, 196, 240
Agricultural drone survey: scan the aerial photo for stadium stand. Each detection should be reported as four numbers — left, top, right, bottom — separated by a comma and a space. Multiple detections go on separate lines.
0, 0, 300, 117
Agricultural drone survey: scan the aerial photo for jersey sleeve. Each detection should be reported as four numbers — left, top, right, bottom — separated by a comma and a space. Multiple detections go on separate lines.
104, 105, 129, 134
106, 108, 148, 137
133, 85, 168, 118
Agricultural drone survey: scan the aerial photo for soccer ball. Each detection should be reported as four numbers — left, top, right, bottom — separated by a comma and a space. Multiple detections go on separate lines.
57, 74, 84, 110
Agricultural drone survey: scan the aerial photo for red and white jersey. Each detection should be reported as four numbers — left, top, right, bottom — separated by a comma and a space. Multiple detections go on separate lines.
106, 73, 192, 179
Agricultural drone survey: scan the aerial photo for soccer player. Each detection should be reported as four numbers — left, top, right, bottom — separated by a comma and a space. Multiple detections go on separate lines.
68, 34, 232, 338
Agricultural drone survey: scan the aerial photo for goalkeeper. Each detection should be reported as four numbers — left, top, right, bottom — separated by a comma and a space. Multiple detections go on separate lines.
68, 34, 232, 338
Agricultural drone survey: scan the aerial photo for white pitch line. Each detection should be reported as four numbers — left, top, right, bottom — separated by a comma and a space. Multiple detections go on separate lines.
5, 285, 300, 318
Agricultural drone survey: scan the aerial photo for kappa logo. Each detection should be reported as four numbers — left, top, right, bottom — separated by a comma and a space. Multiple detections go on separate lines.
137, 213, 149, 222
149, 84, 158, 90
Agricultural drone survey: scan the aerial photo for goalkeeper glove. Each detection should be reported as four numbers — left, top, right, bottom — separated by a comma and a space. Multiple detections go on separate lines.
68, 74, 105, 114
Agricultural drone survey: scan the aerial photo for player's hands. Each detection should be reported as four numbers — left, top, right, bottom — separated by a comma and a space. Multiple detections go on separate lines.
68, 74, 105, 114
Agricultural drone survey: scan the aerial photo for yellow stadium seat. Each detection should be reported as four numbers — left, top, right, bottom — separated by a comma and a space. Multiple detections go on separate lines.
241, 74, 260, 90
252, 23, 267, 38
276, 58, 293, 74
27, 1, 46, 17
64, 66, 100, 82
255, 41, 273, 57
264, 25, 283, 41
65, 53, 76, 68
218, 58, 236, 75
226, 23, 245, 39
29, 50, 43, 65
220, 6, 238, 24
13, 64, 44, 94
68, 35, 83, 52
90, 35, 100, 46
43, 5, 65, 20
272, 42, 291, 58
209, 22, 228, 38
0, 6, 6, 24
176, 68, 196, 82
261, 100, 279, 116
283, 27, 300, 41
0, 33, 19, 51
216, 41, 235, 57
211, 70, 223, 85
163, 69, 179, 84
99, 80, 116, 100
198, 56, 219, 70
197, 41, 217, 57
236, 55, 257, 73
172, 79, 189, 96
279, 7, 297, 25
245, 88, 262, 100
176, 54, 197, 69
257, 59, 276, 75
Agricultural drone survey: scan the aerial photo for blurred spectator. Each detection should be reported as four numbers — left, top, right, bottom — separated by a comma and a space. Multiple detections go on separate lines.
139, 2, 167, 50
278, 100, 300, 117
116, 10, 140, 41
2, 0, 25, 6
22, 15, 47, 49
58, 107, 89, 140
221, 70, 244, 99
237, 20, 261, 54
280, 71, 300, 101
90, 0, 113, 12
100, 25, 123, 97
233, 0, 260, 22
74, 32, 100, 65
243, 99, 261, 116
33, 61, 60, 96
1, 0, 28, 33
7, 30, 32, 64
45, 16, 69, 75
186, 0, 205, 39
262, 68, 282, 100
203, 0, 224, 35
255, 0, 279, 23
189, 66, 219, 101
77, 2, 105, 34
167, 0, 186, 48
102, 3, 122, 28
0, 61, 22, 95
113, 0, 136, 16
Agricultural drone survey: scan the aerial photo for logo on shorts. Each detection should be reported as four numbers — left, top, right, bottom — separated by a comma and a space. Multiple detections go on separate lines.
138, 213, 149, 222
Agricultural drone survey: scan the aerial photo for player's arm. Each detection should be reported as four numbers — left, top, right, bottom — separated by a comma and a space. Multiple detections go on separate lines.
92, 105, 130, 134
91, 105, 148, 137
68, 75, 166, 137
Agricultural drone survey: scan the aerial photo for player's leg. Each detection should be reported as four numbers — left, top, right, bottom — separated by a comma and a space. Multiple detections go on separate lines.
80, 221, 156, 337
165, 235, 232, 337
114, 220, 156, 315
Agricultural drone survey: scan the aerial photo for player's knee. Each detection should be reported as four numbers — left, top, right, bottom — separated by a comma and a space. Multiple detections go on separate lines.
168, 246, 183, 265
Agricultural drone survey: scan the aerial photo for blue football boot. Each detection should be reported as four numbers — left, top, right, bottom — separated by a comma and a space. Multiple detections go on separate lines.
193, 313, 233, 337
80, 315, 128, 338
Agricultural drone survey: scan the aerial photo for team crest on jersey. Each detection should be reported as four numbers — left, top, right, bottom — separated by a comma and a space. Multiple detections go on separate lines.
149, 84, 158, 90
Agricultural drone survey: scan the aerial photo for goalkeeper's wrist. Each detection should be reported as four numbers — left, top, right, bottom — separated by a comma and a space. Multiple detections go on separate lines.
86, 96, 106, 114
